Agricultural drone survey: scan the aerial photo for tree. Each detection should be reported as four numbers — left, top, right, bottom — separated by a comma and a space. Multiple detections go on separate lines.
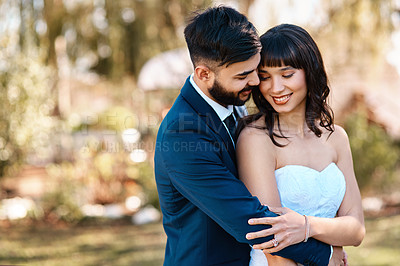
317, 0, 394, 74
0, 45, 55, 177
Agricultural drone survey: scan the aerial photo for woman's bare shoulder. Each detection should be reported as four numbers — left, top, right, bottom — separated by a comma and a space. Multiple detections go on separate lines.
236, 116, 277, 176
324, 124, 350, 149
237, 116, 275, 149
238, 116, 268, 138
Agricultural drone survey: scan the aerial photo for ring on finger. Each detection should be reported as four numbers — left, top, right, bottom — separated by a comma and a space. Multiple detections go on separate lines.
271, 237, 279, 247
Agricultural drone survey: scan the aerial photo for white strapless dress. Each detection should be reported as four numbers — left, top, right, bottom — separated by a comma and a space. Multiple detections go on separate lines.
249, 163, 346, 266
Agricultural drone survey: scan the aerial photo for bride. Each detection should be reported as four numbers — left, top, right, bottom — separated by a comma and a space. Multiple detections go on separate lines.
236, 24, 365, 265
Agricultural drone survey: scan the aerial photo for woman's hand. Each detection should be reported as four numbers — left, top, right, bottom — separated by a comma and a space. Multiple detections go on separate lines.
343, 249, 348, 266
328, 246, 346, 266
246, 207, 307, 253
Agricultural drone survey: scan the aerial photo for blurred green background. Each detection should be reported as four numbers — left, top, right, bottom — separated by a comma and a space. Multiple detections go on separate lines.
0, 0, 399, 265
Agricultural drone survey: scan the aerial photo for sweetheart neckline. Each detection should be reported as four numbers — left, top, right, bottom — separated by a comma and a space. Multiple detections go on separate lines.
275, 162, 337, 174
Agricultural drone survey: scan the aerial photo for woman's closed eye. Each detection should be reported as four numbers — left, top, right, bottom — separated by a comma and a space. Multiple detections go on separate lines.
282, 73, 294, 78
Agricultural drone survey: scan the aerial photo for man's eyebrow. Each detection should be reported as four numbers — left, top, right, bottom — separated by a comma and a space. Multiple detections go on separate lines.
235, 69, 256, 76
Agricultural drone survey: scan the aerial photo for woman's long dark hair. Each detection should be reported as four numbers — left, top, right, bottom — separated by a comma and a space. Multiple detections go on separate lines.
237, 24, 334, 146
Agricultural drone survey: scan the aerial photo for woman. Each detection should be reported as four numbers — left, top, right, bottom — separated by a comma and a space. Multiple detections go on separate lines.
236, 24, 365, 265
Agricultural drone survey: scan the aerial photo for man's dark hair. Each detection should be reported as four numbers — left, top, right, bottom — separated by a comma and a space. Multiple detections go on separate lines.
184, 6, 261, 68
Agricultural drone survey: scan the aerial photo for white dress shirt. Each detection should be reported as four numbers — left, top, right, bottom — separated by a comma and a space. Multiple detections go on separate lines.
189, 74, 247, 144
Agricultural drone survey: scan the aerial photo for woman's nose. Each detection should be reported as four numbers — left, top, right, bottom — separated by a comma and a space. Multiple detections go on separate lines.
271, 78, 285, 93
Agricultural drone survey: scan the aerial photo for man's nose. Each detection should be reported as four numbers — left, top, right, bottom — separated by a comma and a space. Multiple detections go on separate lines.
248, 71, 260, 86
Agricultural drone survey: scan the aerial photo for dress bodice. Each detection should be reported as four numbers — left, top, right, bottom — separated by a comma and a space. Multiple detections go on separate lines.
275, 163, 346, 218
249, 163, 346, 266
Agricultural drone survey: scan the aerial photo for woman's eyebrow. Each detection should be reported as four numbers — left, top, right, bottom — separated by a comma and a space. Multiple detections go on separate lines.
258, 67, 295, 74
280, 66, 295, 71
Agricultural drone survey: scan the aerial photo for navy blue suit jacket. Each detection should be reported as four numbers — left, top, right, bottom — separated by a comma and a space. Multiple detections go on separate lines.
154, 77, 331, 265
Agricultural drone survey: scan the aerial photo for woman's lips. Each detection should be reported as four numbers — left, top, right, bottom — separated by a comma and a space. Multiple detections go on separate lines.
272, 93, 292, 105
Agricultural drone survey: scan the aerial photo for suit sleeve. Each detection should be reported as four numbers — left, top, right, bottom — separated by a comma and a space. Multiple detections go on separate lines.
159, 124, 331, 265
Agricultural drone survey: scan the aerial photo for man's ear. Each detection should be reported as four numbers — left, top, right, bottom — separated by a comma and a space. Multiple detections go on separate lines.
194, 65, 214, 84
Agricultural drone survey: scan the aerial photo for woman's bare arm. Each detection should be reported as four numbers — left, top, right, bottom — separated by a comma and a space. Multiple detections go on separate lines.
307, 125, 365, 246
246, 126, 365, 250
237, 126, 296, 265
237, 126, 280, 206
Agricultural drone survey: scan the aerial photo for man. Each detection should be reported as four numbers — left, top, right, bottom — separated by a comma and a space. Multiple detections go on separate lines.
154, 6, 332, 265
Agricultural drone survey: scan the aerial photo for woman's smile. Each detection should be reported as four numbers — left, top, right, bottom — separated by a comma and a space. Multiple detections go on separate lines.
272, 93, 293, 105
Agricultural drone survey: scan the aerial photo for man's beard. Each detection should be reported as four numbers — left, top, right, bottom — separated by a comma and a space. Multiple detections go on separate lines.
209, 79, 254, 106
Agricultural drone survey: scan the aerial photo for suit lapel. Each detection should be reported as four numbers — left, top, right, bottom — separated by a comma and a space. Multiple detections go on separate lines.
180, 78, 236, 161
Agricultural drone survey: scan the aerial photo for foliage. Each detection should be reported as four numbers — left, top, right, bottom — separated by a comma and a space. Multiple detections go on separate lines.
33, 0, 213, 79
136, 161, 160, 209
94, 106, 138, 132
344, 110, 399, 191
40, 185, 84, 224
317, 0, 394, 71
41, 130, 158, 211
81, 139, 157, 207
0, 43, 56, 178
10, 0, 393, 82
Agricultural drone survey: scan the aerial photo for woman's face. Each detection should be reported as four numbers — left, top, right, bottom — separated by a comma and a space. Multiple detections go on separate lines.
258, 65, 307, 115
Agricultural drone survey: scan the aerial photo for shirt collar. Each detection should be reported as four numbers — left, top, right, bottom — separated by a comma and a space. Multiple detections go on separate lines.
190, 74, 233, 121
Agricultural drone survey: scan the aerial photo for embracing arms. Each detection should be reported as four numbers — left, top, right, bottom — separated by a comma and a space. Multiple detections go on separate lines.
236, 126, 302, 265
156, 120, 331, 265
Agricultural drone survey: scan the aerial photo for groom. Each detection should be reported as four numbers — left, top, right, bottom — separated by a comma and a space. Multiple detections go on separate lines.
154, 6, 332, 265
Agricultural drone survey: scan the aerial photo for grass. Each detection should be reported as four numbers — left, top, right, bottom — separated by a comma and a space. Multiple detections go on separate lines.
0, 220, 166, 266
346, 214, 400, 266
0, 214, 399, 266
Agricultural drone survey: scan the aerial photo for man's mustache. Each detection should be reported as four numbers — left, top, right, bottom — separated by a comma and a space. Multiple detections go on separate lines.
240, 85, 257, 93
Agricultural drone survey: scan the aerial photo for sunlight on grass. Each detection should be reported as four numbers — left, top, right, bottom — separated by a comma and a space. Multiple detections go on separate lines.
346, 215, 400, 266
1, 214, 399, 265
0, 222, 166, 266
